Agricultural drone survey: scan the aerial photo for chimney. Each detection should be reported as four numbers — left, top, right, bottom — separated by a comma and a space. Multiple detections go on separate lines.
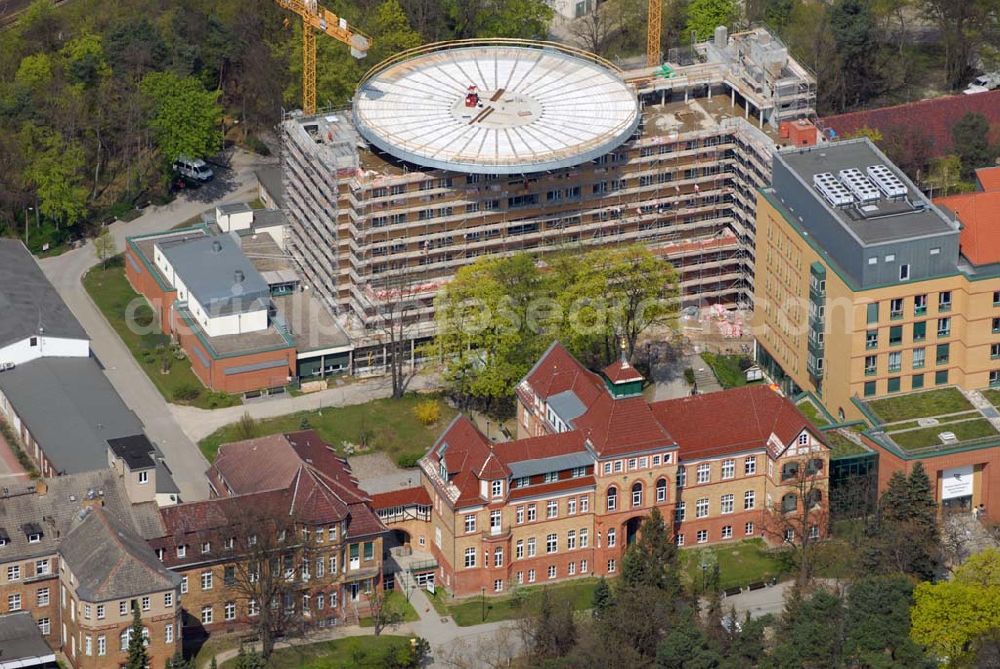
35, 480, 47, 496
234, 269, 245, 284
212, 240, 223, 253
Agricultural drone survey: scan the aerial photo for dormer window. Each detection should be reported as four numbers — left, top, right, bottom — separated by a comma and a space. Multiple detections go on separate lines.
23, 524, 42, 543
543, 472, 558, 484
491, 480, 503, 498
177, 545, 187, 558
439, 460, 448, 481
138, 471, 149, 485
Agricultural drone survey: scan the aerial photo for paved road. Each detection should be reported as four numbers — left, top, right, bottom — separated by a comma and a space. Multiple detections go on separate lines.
38, 152, 270, 501
172, 371, 439, 443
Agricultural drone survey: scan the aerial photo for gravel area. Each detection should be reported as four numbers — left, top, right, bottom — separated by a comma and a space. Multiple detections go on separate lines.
349, 452, 420, 495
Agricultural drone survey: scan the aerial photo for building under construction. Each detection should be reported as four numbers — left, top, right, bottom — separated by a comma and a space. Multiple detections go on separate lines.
281, 28, 816, 357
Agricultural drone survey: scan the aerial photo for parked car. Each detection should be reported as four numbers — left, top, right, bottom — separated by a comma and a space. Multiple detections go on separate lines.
964, 73, 1000, 94
172, 156, 215, 182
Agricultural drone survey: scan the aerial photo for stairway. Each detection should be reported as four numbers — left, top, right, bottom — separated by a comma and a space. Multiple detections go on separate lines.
691, 355, 723, 394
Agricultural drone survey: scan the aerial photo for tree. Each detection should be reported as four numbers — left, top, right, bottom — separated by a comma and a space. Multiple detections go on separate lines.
771, 589, 845, 668
919, 0, 996, 89
233, 645, 265, 669
569, 4, 617, 54
924, 155, 965, 197
591, 577, 613, 620
125, 604, 149, 669
19, 124, 88, 229
685, 0, 738, 41
843, 575, 930, 668
372, 272, 421, 399
762, 453, 829, 586
911, 549, 1000, 663
94, 226, 116, 269
366, 586, 403, 636
656, 607, 722, 669
519, 587, 577, 663
140, 71, 222, 162
864, 463, 940, 581
828, 0, 886, 109
444, 0, 553, 40
952, 112, 996, 179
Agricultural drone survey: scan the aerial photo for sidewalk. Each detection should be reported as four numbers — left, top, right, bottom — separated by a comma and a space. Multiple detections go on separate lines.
0, 426, 30, 486
171, 370, 441, 442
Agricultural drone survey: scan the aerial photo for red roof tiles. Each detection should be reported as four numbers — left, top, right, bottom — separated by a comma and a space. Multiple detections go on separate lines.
935, 191, 1000, 265
574, 392, 673, 456
976, 167, 1000, 192
493, 431, 587, 464
524, 341, 605, 403
603, 358, 644, 384
821, 90, 1000, 157
370, 486, 432, 509
650, 385, 819, 460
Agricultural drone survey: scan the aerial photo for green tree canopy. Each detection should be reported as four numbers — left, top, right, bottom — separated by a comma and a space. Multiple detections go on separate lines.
951, 112, 996, 179
140, 71, 222, 162
685, 0, 738, 41
125, 604, 149, 669
843, 575, 930, 668
19, 124, 88, 227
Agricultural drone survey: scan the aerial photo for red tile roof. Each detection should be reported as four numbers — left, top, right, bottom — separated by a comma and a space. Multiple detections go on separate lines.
603, 358, 644, 384
209, 433, 301, 495
423, 416, 495, 506
976, 167, 1000, 192
523, 341, 605, 403
821, 91, 1000, 157
934, 191, 1000, 266
508, 475, 596, 501
574, 392, 674, 456
370, 486, 432, 509
650, 385, 820, 460
493, 431, 587, 464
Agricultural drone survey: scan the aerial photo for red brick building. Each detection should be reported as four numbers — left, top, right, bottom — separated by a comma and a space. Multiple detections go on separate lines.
385, 342, 830, 597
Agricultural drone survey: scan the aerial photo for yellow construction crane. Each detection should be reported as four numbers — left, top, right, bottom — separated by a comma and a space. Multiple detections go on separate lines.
647, 0, 661, 67
275, 0, 371, 115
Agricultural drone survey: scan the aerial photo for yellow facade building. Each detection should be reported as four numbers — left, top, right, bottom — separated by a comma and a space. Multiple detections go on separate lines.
754, 140, 1000, 421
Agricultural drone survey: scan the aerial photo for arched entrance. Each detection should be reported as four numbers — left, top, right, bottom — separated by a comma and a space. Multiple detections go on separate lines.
625, 516, 645, 545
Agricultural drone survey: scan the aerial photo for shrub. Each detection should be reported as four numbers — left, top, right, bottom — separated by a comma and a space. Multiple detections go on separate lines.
738, 356, 754, 371
299, 416, 311, 429
413, 399, 442, 426
395, 451, 422, 468
684, 367, 695, 385
171, 382, 201, 402
235, 412, 258, 440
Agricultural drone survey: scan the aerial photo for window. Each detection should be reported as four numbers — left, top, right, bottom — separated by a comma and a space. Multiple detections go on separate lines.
607, 486, 618, 511
809, 525, 821, 540
491, 480, 503, 498
656, 478, 667, 502
936, 369, 949, 385
676, 534, 685, 546
798, 433, 809, 446
568, 562, 576, 576
721, 493, 734, 514
248, 599, 259, 617
165, 624, 174, 643
614, 461, 623, 473
864, 355, 877, 376
913, 321, 926, 341
866, 303, 879, 324
866, 330, 878, 350
546, 533, 558, 553
224, 601, 236, 621
864, 381, 877, 397
527, 504, 537, 522
516, 507, 524, 524
631, 482, 643, 508
248, 534, 258, 546
993, 318, 1000, 334
744, 490, 756, 509
746, 522, 755, 535
608, 560, 617, 573
890, 298, 903, 319
37, 588, 49, 607
464, 515, 476, 533
581, 496, 589, 513
889, 326, 902, 346
568, 498, 577, 515
628, 458, 637, 471
317, 594, 324, 610
722, 525, 733, 539
915, 294, 927, 315
899, 264, 910, 281
781, 462, 800, 481
548, 565, 557, 580
888, 376, 901, 393
888, 351, 902, 373
581, 528, 589, 547
201, 572, 213, 590
528, 569, 536, 583
744, 457, 757, 475
992, 370, 1000, 388
164, 592, 173, 608
97, 604, 105, 619
8, 593, 21, 611
176, 545, 186, 558
494, 546, 504, 568
608, 529, 617, 547
696, 463, 710, 484
782, 493, 797, 513
464, 547, 476, 568
938, 318, 951, 337
936, 343, 950, 365
547, 500, 558, 518
567, 530, 577, 550
141, 596, 150, 612
494, 579, 504, 593
201, 605, 213, 625
913, 347, 926, 369
677, 466, 686, 487
119, 601, 128, 616
364, 542, 374, 560
6, 565, 19, 581
327, 526, 337, 542
38, 617, 50, 635
696, 498, 709, 518
939, 291, 952, 312
992, 344, 1000, 360
912, 373, 925, 389
516, 540, 524, 559
885, 254, 896, 262
527, 538, 536, 557
696, 530, 708, 544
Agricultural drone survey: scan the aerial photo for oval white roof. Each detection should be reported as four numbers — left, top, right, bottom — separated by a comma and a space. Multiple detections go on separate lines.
353, 42, 640, 174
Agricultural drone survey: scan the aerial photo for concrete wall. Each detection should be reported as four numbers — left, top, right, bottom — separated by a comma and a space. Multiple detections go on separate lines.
0, 336, 90, 367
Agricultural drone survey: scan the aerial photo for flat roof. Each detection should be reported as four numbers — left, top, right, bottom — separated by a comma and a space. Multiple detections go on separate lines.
777, 141, 955, 245
353, 41, 640, 174
0, 357, 144, 475
107, 434, 156, 470
0, 239, 87, 349
156, 234, 271, 316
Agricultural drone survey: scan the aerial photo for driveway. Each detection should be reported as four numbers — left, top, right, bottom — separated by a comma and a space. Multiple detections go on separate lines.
38, 151, 270, 501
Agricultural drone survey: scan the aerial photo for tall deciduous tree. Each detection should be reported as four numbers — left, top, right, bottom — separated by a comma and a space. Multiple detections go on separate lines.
140, 71, 222, 162
94, 225, 116, 269
951, 112, 996, 179
19, 124, 88, 229
685, 0, 738, 41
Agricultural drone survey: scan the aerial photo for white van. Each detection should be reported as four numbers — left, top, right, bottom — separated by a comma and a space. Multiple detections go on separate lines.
172, 157, 215, 182
964, 73, 1000, 94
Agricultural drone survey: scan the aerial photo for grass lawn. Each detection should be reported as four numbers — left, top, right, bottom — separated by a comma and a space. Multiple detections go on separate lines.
219, 634, 416, 669
885, 410, 982, 433
82, 257, 240, 410
359, 590, 419, 627
701, 353, 757, 389
866, 387, 973, 423
796, 399, 830, 427
679, 539, 789, 591
823, 430, 869, 457
890, 418, 998, 451
199, 394, 456, 466
982, 389, 1000, 408
443, 577, 600, 627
